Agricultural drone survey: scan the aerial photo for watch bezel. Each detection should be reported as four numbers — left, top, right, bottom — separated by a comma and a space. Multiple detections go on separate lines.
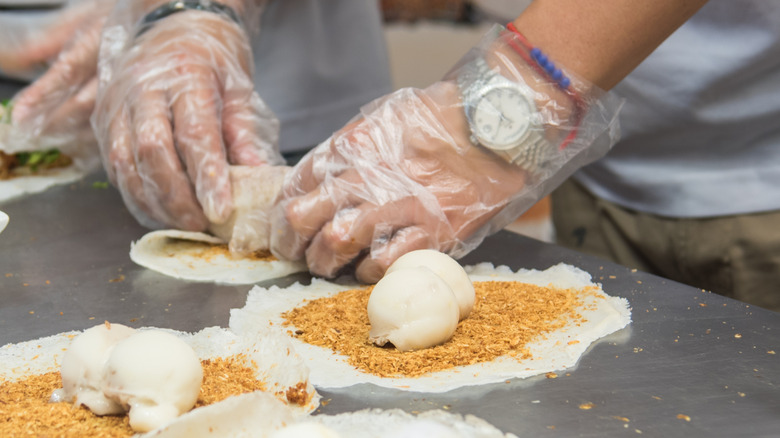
458, 56, 551, 170
467, 81, 537, 151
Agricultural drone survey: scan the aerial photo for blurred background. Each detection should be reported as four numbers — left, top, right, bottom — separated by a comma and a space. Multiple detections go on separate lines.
379, 0, 553, 242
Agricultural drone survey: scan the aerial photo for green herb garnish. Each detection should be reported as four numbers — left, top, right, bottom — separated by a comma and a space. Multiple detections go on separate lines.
1, 98, 11, 123
15, 149, 62, 172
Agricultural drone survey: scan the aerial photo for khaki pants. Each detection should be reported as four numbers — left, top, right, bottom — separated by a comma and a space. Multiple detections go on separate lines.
551, 179, 780, 313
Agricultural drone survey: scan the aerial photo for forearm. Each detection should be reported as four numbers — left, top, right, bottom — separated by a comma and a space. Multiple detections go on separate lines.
512, 0, 708, 90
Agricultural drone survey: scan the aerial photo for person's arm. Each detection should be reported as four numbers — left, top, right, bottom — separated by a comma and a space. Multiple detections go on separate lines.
268, 0, 711, 283
513, 0, 708, 90
2, 0, 115, 154
93, 0, 282, 231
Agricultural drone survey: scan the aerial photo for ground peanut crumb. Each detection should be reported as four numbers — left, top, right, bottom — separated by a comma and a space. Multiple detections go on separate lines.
0, 355, 269, 437
164, 239, 276, 262
0, 373, 133, 437
193, 244, 276, 262
283, 281, 592, 378
195, 355, 268, 408
282, 382, 310, 406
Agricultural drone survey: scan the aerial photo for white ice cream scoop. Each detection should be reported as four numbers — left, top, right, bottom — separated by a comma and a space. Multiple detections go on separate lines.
102, 330, 203, 433
368, 266, 460, 352
55, 322, 136, 415
385, 249, 475, 320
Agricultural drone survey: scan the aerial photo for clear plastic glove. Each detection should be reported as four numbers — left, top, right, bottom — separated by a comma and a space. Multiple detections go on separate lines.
0, 0, 107, 79
93, 1, 282, 231
0, 0, 114, 154
271, 25, 623, 283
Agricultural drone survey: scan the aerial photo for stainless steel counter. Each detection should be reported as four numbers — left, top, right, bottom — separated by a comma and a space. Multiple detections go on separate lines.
2, 171, 778, 437
1, 84, 778, 435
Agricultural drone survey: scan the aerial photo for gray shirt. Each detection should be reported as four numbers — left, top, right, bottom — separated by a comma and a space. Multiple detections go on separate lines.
575, 1, 780, 218
253, 0, 393, 154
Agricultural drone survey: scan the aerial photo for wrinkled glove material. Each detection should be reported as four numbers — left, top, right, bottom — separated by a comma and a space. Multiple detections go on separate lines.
93, 0, 282, 231
271, 24, 624, 283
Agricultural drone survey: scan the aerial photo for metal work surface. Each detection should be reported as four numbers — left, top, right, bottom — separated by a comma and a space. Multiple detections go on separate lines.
1, 171, 778, 437
1, 66, 779, 434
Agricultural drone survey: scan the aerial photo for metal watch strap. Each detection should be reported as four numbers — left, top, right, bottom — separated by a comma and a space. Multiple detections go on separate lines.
456, 57, 492, 103
136, 0, 241, 37
456, 57, 551, 173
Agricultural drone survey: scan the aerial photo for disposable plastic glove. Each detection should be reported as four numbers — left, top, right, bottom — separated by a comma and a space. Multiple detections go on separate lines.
0, 0, 113, 155
93, 2, 281, 231
271, 25, 622, 283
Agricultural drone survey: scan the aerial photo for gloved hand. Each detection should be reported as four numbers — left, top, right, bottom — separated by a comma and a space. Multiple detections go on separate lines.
271, 24, 622, 283
93, 1, 282, 231
0, 0, 114, 154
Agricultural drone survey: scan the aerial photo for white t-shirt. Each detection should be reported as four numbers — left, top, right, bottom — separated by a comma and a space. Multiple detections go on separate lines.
575, 1, 780, 218
253, 0, 393, 153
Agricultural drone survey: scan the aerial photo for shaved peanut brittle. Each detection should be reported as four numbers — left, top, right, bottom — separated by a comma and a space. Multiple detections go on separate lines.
284, 281, 593, 377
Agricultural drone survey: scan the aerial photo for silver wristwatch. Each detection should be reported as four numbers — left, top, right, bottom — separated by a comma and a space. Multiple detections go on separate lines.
457, 57, 550, 171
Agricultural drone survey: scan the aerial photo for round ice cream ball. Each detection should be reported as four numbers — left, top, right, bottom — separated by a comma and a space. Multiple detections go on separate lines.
270, 422, 342, 438
102, 330, 203, 433
57, 322, 136, 415
368, 266, 460, 352
386, 249, 475, 320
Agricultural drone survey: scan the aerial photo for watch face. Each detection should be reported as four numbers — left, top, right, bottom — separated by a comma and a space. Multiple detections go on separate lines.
472, 85, 534, 151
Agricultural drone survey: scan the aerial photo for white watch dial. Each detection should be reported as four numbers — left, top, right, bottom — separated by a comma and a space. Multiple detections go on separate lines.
472, 85, 534, 151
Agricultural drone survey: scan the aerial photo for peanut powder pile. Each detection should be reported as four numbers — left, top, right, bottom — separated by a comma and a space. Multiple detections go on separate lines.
165, 240, 277, 262
0, 355, 270, 437
283, 281, 595, 378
